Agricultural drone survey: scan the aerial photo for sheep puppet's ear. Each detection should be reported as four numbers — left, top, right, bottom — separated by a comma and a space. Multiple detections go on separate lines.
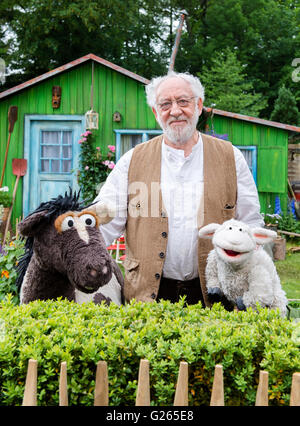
85, 201, 116, 225
252, 227, 277, 245
198, 223, 221, 239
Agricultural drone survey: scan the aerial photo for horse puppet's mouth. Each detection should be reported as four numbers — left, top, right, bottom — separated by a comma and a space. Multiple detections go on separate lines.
76, 282, 99, 294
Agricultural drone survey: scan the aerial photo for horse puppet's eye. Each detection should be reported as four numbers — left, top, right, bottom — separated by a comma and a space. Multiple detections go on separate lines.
61, 216, 75, 231
79, 214, 96, 227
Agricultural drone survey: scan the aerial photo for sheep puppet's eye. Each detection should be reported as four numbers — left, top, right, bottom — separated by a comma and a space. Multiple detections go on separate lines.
79, 214, 96, 227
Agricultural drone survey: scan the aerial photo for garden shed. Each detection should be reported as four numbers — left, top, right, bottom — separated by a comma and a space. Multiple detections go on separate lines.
0, 53, 299, 227
205, 109, 300, 215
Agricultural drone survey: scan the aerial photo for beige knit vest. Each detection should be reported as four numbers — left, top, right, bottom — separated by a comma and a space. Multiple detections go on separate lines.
123, 133, 237, 305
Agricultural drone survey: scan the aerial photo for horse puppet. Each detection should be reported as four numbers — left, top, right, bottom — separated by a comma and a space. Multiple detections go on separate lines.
16, 190, 124, 305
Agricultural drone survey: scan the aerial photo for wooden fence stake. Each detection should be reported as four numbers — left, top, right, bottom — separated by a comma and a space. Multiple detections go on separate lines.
210, 364, 224, 406
290, 372, 300, 406
59, 361, 68, 406
255, 370, 268, 406
94, 361, 109, 406
136, 359, 150, 406
174, 361, 188, 406
22, 359, 38, 406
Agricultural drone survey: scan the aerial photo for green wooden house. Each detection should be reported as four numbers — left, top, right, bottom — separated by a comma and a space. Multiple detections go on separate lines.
0, 53, 299, 227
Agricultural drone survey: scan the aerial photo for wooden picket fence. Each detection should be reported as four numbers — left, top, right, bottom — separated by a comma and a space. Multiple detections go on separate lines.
21, 358, 300, 406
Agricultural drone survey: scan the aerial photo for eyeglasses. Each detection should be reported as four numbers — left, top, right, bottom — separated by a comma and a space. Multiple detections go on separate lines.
156, 97, 196, 112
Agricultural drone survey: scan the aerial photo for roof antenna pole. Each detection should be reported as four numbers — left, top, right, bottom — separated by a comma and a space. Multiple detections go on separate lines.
168, 10, 188, 74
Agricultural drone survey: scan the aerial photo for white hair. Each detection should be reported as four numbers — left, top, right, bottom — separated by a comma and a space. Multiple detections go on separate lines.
145, 71, 205, 108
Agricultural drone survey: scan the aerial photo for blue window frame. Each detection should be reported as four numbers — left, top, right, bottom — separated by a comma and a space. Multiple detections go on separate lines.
236, 145, 257, 184
39, 129, 73, 174
114, 131, 257, 186
114, 129, 162, 161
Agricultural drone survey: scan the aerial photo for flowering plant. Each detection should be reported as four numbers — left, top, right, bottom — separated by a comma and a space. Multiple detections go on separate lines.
0, 186, 12, 208
77, 131, 116, 204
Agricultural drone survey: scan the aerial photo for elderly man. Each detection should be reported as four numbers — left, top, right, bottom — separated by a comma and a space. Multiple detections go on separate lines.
93, 71, 263, 306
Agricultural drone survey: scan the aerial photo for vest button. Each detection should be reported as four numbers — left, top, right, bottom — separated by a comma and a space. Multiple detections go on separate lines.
155, 273, 160, 280
151, 293, 156, 299
159, 252, 165, 258
161, 232, 167, 238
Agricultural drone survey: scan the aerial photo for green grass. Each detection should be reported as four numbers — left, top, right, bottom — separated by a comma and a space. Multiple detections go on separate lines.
275, 240, 300, 300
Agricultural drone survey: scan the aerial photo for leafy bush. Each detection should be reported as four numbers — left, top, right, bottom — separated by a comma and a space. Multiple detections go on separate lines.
277, 213, 300, 235
0, 297, 299, 406
0, 238, 25, 305
77, 131, 116, 204
0, 187, 12, 208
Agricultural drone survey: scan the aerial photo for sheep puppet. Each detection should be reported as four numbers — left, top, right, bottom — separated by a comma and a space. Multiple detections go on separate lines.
198, 219, 287, 316
16, 190, 124, 306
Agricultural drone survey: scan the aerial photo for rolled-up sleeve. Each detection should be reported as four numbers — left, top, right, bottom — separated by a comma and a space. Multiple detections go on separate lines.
93, 149, 134, 246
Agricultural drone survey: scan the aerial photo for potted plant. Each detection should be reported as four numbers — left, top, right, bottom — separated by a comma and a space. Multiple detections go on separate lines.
0, 187, 12, 223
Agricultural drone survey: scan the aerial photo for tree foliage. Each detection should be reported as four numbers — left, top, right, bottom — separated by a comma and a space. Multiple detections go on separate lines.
0, 0, 299, 120
270, 85, 300, 125
200, 48, 267, 117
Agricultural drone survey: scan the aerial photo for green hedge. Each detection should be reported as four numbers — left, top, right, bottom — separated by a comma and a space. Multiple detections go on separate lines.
0, 296, 299, 406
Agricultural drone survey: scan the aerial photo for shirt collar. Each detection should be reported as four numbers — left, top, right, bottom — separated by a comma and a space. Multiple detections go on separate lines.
162, 132, 202, 159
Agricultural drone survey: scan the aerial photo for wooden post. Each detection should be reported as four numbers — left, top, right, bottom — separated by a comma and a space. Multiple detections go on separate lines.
22, 359, 38, 406
255, 370, 268, 406
136, 359, 150, 406
210, 364, 224, 406
59, 361, 68, 406
290, 372, 300, 406
94, 361, 109, 406
174, 361, 188, 406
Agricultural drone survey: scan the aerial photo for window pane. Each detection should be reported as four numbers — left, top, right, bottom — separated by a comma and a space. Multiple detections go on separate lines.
41, 145, 60, 158
62, 145, 72, 158
62, 160, 71, 172
51, 160, 60, 172
63, 131, 72, 145
132, 135, 142, 147
42, 131, 60, 144
41, 159, 50, 172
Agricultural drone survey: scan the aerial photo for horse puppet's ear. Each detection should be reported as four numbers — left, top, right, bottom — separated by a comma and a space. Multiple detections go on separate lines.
85, 201, 116, 225
198, 223, 221, 239
252, 227, 277, 245
18, 210, 48, 237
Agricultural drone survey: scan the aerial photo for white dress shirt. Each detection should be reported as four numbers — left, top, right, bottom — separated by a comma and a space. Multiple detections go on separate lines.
95, 133, 264, 280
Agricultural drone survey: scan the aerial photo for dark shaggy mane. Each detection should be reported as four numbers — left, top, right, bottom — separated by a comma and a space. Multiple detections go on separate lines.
16, 188, 84, 291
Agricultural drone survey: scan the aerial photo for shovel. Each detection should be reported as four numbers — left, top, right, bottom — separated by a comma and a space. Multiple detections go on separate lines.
0, 106, 18, 188
288, 179, 300, 220
2, 158, 27, 243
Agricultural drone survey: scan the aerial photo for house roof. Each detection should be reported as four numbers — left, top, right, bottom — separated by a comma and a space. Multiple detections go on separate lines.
0, 53, 150, 100
206, 108, 300, 133
0, 53, 299, 133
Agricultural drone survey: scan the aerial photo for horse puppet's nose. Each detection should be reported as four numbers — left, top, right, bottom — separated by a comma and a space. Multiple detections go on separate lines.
90, 269, 98, 278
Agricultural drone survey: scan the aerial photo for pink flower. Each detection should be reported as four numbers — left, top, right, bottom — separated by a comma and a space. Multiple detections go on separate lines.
108, 145, 116, 153
85, 166, 89, 170
78, 139, 84, 144
102, 160, 110, 166
96, 147, 100, 151
108, 161, 115, 169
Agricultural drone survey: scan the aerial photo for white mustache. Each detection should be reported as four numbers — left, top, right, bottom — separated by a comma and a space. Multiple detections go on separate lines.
168, 116, 187, 124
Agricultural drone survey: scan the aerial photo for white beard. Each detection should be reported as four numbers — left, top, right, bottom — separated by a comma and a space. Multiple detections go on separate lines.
157, 106, 200, 146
